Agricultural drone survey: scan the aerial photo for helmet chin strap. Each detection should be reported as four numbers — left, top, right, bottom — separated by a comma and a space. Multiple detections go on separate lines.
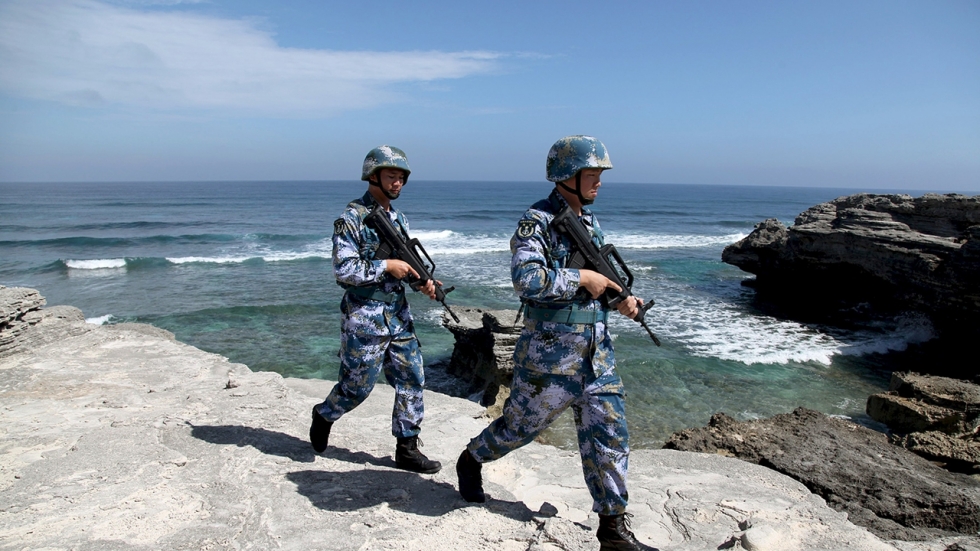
369, 173, 403, 200
558, 172, 594, 206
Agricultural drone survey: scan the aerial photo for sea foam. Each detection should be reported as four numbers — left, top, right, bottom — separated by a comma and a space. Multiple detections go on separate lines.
606, 232, 747, 249
611, 285, 934, 366
86, 314, 113, 325
167, 239, 334, 264
65, 258, 127, 270
411, 230, 511, 255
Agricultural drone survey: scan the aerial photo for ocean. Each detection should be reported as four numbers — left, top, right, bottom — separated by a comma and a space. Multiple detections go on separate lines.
0, 180, 935, 448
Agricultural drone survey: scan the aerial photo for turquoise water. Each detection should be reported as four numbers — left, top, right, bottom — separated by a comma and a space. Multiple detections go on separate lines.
1, 180, 931, 447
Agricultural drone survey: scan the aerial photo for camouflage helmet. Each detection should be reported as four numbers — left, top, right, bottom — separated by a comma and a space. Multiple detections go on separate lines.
361, 145, 411, 182
546, 135, 612, 182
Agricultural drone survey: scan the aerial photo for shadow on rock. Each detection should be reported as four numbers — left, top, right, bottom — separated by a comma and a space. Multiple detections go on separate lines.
189, 424, 316, 463
318, 445, 399, 469
287, 468, 538, 522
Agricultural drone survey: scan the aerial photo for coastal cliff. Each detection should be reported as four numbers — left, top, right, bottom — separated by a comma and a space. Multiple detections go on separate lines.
721, 193, 980, 380
4, 286, 975, 551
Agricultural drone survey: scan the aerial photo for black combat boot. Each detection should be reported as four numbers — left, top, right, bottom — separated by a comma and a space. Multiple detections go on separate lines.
395, 435, 442, 474
597, 513, 656, 551
455, 449, 487, 503
309, 407, 333, 453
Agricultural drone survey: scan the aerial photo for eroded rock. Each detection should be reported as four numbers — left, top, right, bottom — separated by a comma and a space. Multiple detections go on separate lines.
0, 286, 91, 358
441, 307, 520, 416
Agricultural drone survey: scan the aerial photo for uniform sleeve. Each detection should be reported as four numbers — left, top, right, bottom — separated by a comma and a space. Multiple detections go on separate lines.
510, 213, 582, 302
332, 212, 386, 286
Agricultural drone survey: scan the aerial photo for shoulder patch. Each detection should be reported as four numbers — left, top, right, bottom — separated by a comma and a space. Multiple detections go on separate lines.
333, 218, 348, 235
517, 219, 538, 239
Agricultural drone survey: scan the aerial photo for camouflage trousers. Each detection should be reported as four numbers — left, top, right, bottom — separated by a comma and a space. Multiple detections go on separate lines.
315, 332, 425, 438
466, 367, 630, 515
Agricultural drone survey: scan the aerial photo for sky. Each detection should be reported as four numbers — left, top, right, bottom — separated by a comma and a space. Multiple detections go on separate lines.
0, 0, 978, 191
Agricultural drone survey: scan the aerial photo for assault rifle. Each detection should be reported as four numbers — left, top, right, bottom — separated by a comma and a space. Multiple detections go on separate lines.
550, 205, 661, 346
364, 205, 460, 323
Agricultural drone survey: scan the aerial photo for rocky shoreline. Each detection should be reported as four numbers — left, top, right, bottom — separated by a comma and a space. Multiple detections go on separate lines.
5, 285, 979, 550
664, 408, 980, 542
721, 192, 980, 381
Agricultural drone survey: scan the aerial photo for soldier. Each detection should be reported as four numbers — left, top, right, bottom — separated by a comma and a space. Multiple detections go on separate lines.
455, 136, 655, 550
309, 145, 441, 474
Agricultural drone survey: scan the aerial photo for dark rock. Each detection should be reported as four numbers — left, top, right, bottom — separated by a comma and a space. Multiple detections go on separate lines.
867, 392, 975, 434
441, 307, 520, 415
867, 372, 980, 474
889, 372, 980, 414
722, 193, 980, 379
892, 430, 980, 475
663, 407, 980, 540
867, 372, 980, 435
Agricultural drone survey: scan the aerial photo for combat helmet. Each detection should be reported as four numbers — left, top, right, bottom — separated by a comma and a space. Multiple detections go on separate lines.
361, 145, 412, 183
546, 135, 612, 205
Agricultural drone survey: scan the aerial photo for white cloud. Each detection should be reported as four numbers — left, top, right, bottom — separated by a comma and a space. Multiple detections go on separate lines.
0, 0, 501, 115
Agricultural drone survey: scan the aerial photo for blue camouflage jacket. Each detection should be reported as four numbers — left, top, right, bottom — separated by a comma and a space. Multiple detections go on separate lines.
332, 191, 414, 338
510, 189, 615, 375
332, 191, 409, 293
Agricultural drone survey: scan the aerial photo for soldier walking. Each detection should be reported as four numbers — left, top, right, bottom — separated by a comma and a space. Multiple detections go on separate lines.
455, 136, 656, 550
309, 145, 441, 474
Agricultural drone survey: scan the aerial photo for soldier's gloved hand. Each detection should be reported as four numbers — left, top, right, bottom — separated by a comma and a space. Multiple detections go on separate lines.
579, 269, 621, 299
617, 296, 640, 319
385, 259, 420, 280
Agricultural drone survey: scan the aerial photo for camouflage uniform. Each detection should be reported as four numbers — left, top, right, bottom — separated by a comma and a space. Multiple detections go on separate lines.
314, 190, 426, 438
466, 187, 630, 516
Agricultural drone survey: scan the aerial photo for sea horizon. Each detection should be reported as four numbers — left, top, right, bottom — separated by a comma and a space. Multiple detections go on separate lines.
3, 179, 977, 195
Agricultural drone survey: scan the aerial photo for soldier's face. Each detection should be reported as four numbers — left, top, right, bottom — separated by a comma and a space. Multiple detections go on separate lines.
377, 168, 406, 198
576, 169, 602, 201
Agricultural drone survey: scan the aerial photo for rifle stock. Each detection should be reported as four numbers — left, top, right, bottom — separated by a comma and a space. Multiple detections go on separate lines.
551, 207, 661, 346
364, 206, 460, 323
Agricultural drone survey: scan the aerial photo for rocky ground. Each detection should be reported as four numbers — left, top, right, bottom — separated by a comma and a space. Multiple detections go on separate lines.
4, 286, 978, 550
663, 408, 980, 542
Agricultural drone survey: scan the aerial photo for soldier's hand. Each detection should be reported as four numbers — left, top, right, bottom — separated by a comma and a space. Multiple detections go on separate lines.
617, 296, 640, 319
579, 269, 622, 299
419, 279, 438, 300
385, 259, 420, 280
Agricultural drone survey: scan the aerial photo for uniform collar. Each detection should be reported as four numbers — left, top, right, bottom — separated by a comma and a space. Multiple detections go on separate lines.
361, 190, 378, 207
549, 188, 592, 217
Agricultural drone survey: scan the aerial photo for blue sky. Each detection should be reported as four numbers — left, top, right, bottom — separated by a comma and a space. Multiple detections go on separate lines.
1, 0, 977, 191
